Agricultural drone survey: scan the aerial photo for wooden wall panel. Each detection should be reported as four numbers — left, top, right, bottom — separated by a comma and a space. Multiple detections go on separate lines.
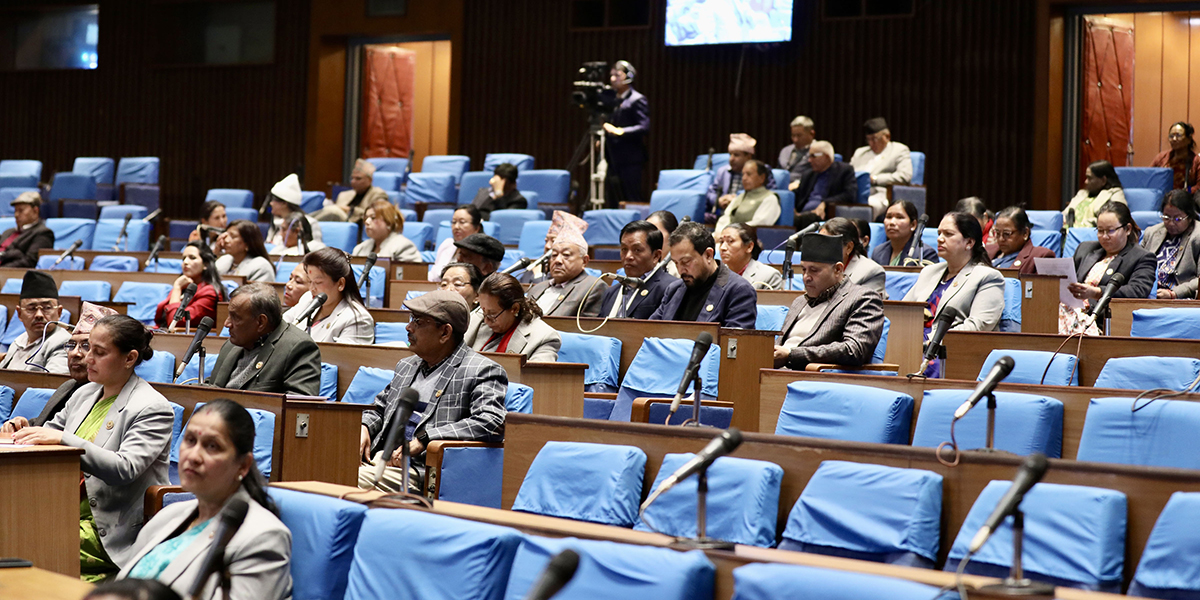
1161, 15, 1190, 156
1131, 13, 1164, 166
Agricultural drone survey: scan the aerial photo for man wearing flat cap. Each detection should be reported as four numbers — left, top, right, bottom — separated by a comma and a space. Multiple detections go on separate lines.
313, 159, 390, 224
0, 191, 54, 268
528, 223, 604, 317
774, 233, 884, 370
265, 173, 323, 247
358, 290, 508, 493
706, 133, 777, 224
0, 271, 70, 374
850, 117, 913, 218
454, 233, 505, 277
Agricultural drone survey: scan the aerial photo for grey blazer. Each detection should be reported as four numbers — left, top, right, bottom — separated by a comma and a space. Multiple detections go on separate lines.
741, 259, 784, 290
527, 271, 604, 318
843, 255, 887, 297
903, 262, 1005, 333
353, 232, 422, 263
1140, 222, 1200, 298
46, 375, 173, 567
118, 488, 292, 600
465, 313, 561, 362
779, 280, 885, 369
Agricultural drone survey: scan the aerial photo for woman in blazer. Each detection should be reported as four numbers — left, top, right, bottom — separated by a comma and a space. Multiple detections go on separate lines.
1063, 160, 1127, 228
718, 223, 783, 290
822, 217, 886, 295
283, 247, 374, 344
1062, 201, 1156, 334
119, 400, 292, 600
872, 200, 938, 266
156, 242, 227, 332
354, 200, 422, 263
214, 220, 275, 283
1140, 190, 1200, 299
466, 272, 561, 362
986, 206, 1056, 275
9, 315, 172, 581
903, 212, 1005, 377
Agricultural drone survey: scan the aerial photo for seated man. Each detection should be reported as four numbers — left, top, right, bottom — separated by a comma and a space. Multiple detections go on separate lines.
793, 141, 858, 230
600, 220, 682, 319
519, 210, 588, 285
313, 158, 389, 223
471, 162, 527, 219
706, 133, 776, 224
651, 221, 757, 328
0, 191, 54, 268
453, 233, 505, 277
713, 159, 781, 230
779, 116, 816, 188
850, 117, 913, 218
774, 233, 884, 370
208, 282, 322, 396
358, 290, 507, 493
528, 223, 604, 317
0, 271, 70, 374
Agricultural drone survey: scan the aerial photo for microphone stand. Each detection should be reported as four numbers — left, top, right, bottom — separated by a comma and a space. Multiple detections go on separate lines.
984, 392, 998, 452
196, 345, 206, 387
679, 374, 703, 428
672, 463, 735, 551
978, 509, 1055, 596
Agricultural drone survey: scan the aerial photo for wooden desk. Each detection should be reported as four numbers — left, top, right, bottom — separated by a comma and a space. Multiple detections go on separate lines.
390, 262, 432, 282
1109, 298, 1200, 336
0, 294, 128, 318
502, 413, 1200, 587
0, 267, 244, 291
943, 330, 1200, 386
0, 567, 93, 600
40, 248, 391, 271
385, 280, 439, 308
0, 445, 84, 577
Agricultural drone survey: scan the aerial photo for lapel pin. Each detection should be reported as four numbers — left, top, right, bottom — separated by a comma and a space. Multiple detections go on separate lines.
640, 289, 648, 296
705, 304, 715, 312
255, 361, 264, 369
1106, 268, 1113, 275
105, 421, 114, 430
435, 389, 443, 398
1014, 260, 1022, 268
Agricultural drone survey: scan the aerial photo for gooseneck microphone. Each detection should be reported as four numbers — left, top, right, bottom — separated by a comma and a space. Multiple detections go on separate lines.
967, 453, 1049, 554
908, 214, 929, 260
112, 213, 133, 250
915, 306, 961, 375
785, 221, 821, 248
146, 235, 167, 267
142, 208, 163, 223
296, 292, 328, 329
357, 252, 377, 289
176, 317, 216, 379
53, 239, 83, 267
372, 387, 421, 487
187, 498, 250, 600
1087, 272, 1126, 318
171, 283, 198, 325
667, 332, 715, 417
602, 272, 642, 288
953, 356, 1015, 419
522, 549, 581, 600
641, 428, 743, 512
502, 256, 536, 275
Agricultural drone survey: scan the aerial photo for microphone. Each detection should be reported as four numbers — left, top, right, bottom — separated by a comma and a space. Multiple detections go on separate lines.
641, 428, 743, 511
186, 497, 250, 600
785, 221, 822, 247
916, 306, 961, 375
666, 332, 715, 416
967, 453, 1049, 554
295, 292, 328, 326
1064, 208, 1076, 229
175, 316, 215, 378
1087, 272, 1126, 318
705, 147, 714, 170
357, 252, 377, 289
172, 283, 198, 325
53, 239, 83, 267
146, 235, 167, 267
501, 257, 535, 275
199, 224, 226, 236
602, 272, 642, 288
142, 208, 163, 223
953, 355, 1015, 419
372, 387, 421, 486
908, 214, 929, 260
522, 549, 581, 600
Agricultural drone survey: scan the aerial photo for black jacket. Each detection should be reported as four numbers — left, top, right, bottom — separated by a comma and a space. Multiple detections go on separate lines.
1073, 241, 1157, 300
793, 162, 857, 213
0, 221, 54, 268
471, 188, 527, 220
598, 267, 683, 319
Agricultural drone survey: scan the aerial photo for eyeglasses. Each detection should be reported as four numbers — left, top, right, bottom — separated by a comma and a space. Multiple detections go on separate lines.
409, 315, 445, 329
1161, 214, 1188, 224
1169, 133, 1187, 140
1097, 226, 1126, 238
20, 303, 59, 315
439, 279, 470, 290
481, 308, 507, 322
994, 229, 1022, 240
64, 341, 90, 353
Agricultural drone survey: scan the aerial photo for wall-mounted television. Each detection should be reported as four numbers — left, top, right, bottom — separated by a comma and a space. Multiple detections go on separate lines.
666, 0, 793, 46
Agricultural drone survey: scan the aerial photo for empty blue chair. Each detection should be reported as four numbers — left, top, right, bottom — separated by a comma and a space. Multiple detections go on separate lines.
115, 157, 160, 185
319, 363, 338, 401
518, 220, 552, 258
771, 168, 790, 190
977, 348, 1078, 386
755, 305, 787, 331
1064, 227, 1097, 259
780, 461, 942, 567
488, 209, 542, 246
73, 157, 115, 186
404, 173, 457, 207
268, 488, 367, 600
402, 222, 434, 251
225, 207, 257, 223
300, 191, 325, 213
649, 190, 705, 223
517, 170, 570, 207
0, 160, 42, 187
891, 185, 926, 216
343, 366, 393, 405
998, 278, 1022, 332
1030, 229, 1062, 256
351, 264, 386, 308
0, 385, 14, 422
1027, 210, 1064, 231
372, 172, 401, 193
144, 258, 183, 274
1133, 210, 1161, 232
422, 208, 456, 227
855, 171, 870, 203
49, 173, 98, 203
912, 389, 1063, 457
513, 441, 647, 527
91, 219, 151, 252
635, 453, 783, 547
505, 535, 715, 600
205, 188, 254, 209
174, 351, 217, 385
657, 169, 713, 191
344, 509, 523, 600
89, 256, 139, 272
1130, 307, 1200, 339
11, 388, 55, 422
0, 187, 38, 217
1077, 396, 1200, 469
583, 209, 639, 246
1130, 492, 1200, 599
693, 153, 730, 171
135, 350, 176, 383
365, 157, 409, 176
775, 190, 795, 227
776, 382, 914, 444
97, 205, 147, 220
59, 280, 111, 303
558, 332, 621, 393
457, 171, 491, 205
1095, 356, 1200, 391
884, 271, 919, 301
0, 279, 20, 295
732, 563, 941, 600
114, 282, 173, 324
758, 249, 786, 266
1115, 166, 1173, 197
45, 218, 96, 250
647, 402, 734, 428
484, 153, 534, 172
1, 310, 24, 348
946, 480, 1126, 592
421, 155, 470, 184
609, 337, 720, 421
321, 222, 359, 253
36, 255, 84, 270
910, 151, 926, 186
373, 322, 408, 346
123, 183, 160, 214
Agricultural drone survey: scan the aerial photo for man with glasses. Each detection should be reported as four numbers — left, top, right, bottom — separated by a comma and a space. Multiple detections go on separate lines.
358, 290, 507, 493
527, 223, 604, 317
0, 271, 70, 373
850, 117, 913, 218
0, 191, 54, 268
793, 141, 858, 230
208, 282, 322, 396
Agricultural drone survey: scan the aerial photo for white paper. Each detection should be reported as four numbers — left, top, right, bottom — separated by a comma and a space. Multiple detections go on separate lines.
1034, 257, 1085, 309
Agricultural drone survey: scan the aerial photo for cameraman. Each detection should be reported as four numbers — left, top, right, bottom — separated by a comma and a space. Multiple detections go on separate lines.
602, 60, 650, 206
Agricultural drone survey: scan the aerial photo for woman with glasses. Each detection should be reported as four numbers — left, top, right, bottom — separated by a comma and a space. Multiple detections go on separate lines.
465, 272, 560, 362
429, 206, 484, 281
1151, 122, 1200, 191
986, 206, 1055, 275
1061, 201, 1156, 334
438, 262, 483, 309
353, 200, 421, 262
1064, 160, 1126, 228
1140, 190, 1200, 298
282, 247, 374, 344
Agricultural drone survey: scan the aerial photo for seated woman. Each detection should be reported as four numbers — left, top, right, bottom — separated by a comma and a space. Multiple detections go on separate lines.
429, 206, 484, 281
214, 220, 274, 283
187, 200, 227, 251
1064, 160, 1126, 228
956, 196, 994, 245
465, 272, 561, 362
986, 206, 1056, 275
264, 174, 322, 247
282, 264, 310, 310
718, 223, 782, 290
282, 247, 374, 344
1141, 190, 1200, 299
1061, 201, 1156, 334
353, 200, 422, 262
821, 217, 886, 295
903, 212, 1004, 377
267, 212, 325, 257
7, 315, 172, 581
119, 400, 292, 600
156, 242, 226, 332
471, 162, 528, 219
439, 261, 483, 310
1151, 122, 1200, 191
872, 200, 938, 266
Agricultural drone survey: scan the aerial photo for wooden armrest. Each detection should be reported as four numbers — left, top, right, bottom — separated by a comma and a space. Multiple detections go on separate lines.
144, 485, 185, 521
424, 440, 503, 500
805, 362, 900, 372
584, 392, 618, 400
630, 397, 735, 423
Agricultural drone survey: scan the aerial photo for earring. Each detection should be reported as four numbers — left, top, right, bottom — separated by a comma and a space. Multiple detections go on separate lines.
238, 474, 244, 482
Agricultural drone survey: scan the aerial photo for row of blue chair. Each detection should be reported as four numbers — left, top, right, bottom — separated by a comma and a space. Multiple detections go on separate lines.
690, 150, 928, 187
0, 157, 158, 190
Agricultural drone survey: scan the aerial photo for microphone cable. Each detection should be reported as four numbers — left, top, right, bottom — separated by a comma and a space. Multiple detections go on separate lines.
575, 275, 615, 334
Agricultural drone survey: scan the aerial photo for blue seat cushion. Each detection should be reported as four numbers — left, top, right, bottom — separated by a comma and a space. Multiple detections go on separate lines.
1076, 397, 1200, 469
1094, 356, 1200, 391
731, 563, 943, 600
1133, 492, 1200, 595
513, 441, 646, 527
912, 389, 1063, 457
268, 487, 367, 600
977, 349, 1078, 386
1130, 308, 1200, 339
343, 366, 394, 405
776, 381, 913, 444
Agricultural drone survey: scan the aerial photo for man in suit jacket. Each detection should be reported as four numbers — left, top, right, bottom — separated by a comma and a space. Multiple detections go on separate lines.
359, 291, 507, 493
775, 233, 884, 369
600, 220, 682, 319
850, 117, 913, 217
0, 191, 54, 268
705, 134, 776, 224
603, 60, 650, 205
208, 283, 322, 397
651, 221, 757, 328
313, 159, 389, 224
779, 115, 816, 187
794, 141, 858, 230
0, 271, 70, 373
528, 225, 604, 317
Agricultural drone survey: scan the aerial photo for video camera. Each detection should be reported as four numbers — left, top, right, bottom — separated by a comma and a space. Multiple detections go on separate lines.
571, 61, 619, 121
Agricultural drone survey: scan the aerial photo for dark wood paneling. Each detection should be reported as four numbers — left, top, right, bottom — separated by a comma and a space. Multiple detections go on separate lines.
0, 0, 309, 220
461, 0, 1036, 218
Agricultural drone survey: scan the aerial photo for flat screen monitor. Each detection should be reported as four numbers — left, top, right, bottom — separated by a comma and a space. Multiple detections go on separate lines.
666, 0, 793, 46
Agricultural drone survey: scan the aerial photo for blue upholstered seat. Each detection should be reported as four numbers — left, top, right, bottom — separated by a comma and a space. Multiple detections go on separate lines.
608, 337, 719, 421
268, 487, 367, 600
98, 205, 147, 220
58, 280, 111, 303
490, 209, 544, 246
365, 157, 409, 177
319, 363, 338, 401
582, 209, 639, 246
0, 386, 14, 423
73, 157, 115, 186
343, 366, 393, 405
731, 563, 943, 600
776, 381, 913, 444
911, 389, 1063, 457
656, 169, 713, 192
10, 388, 54, 422
517, 220, 552, 258
517, 170, 570, 206
321, 222, 360, 253
754, 304, 787, 331
1129, 492, 1200, 599
484, 153, 534, 172
1094, 356, 1200, 391
114, 282, 172, 324
373, 322, 408, 346
92, 219, 151, 252
173, 352, 216, 386
421, 155, 471, 184
402, 222, 434, 251
1077, 397, 1200, 469
649, 190, 706, 223
45, 218, 96, 250
1115, 166, 1173, 197
1130, 308, 1200, 339
115, 157, 160, 185
512, 441, 647, 527
205, 188, 254, 209
134, 350, 175, 383
693, 152, 730, 171
404, 173, 457, 207
976, 349, 1078, 386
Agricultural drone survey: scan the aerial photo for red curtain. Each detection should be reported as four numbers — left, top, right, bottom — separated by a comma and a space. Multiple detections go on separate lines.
1081, 19, 1134, 180
361, 46, 416, 159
